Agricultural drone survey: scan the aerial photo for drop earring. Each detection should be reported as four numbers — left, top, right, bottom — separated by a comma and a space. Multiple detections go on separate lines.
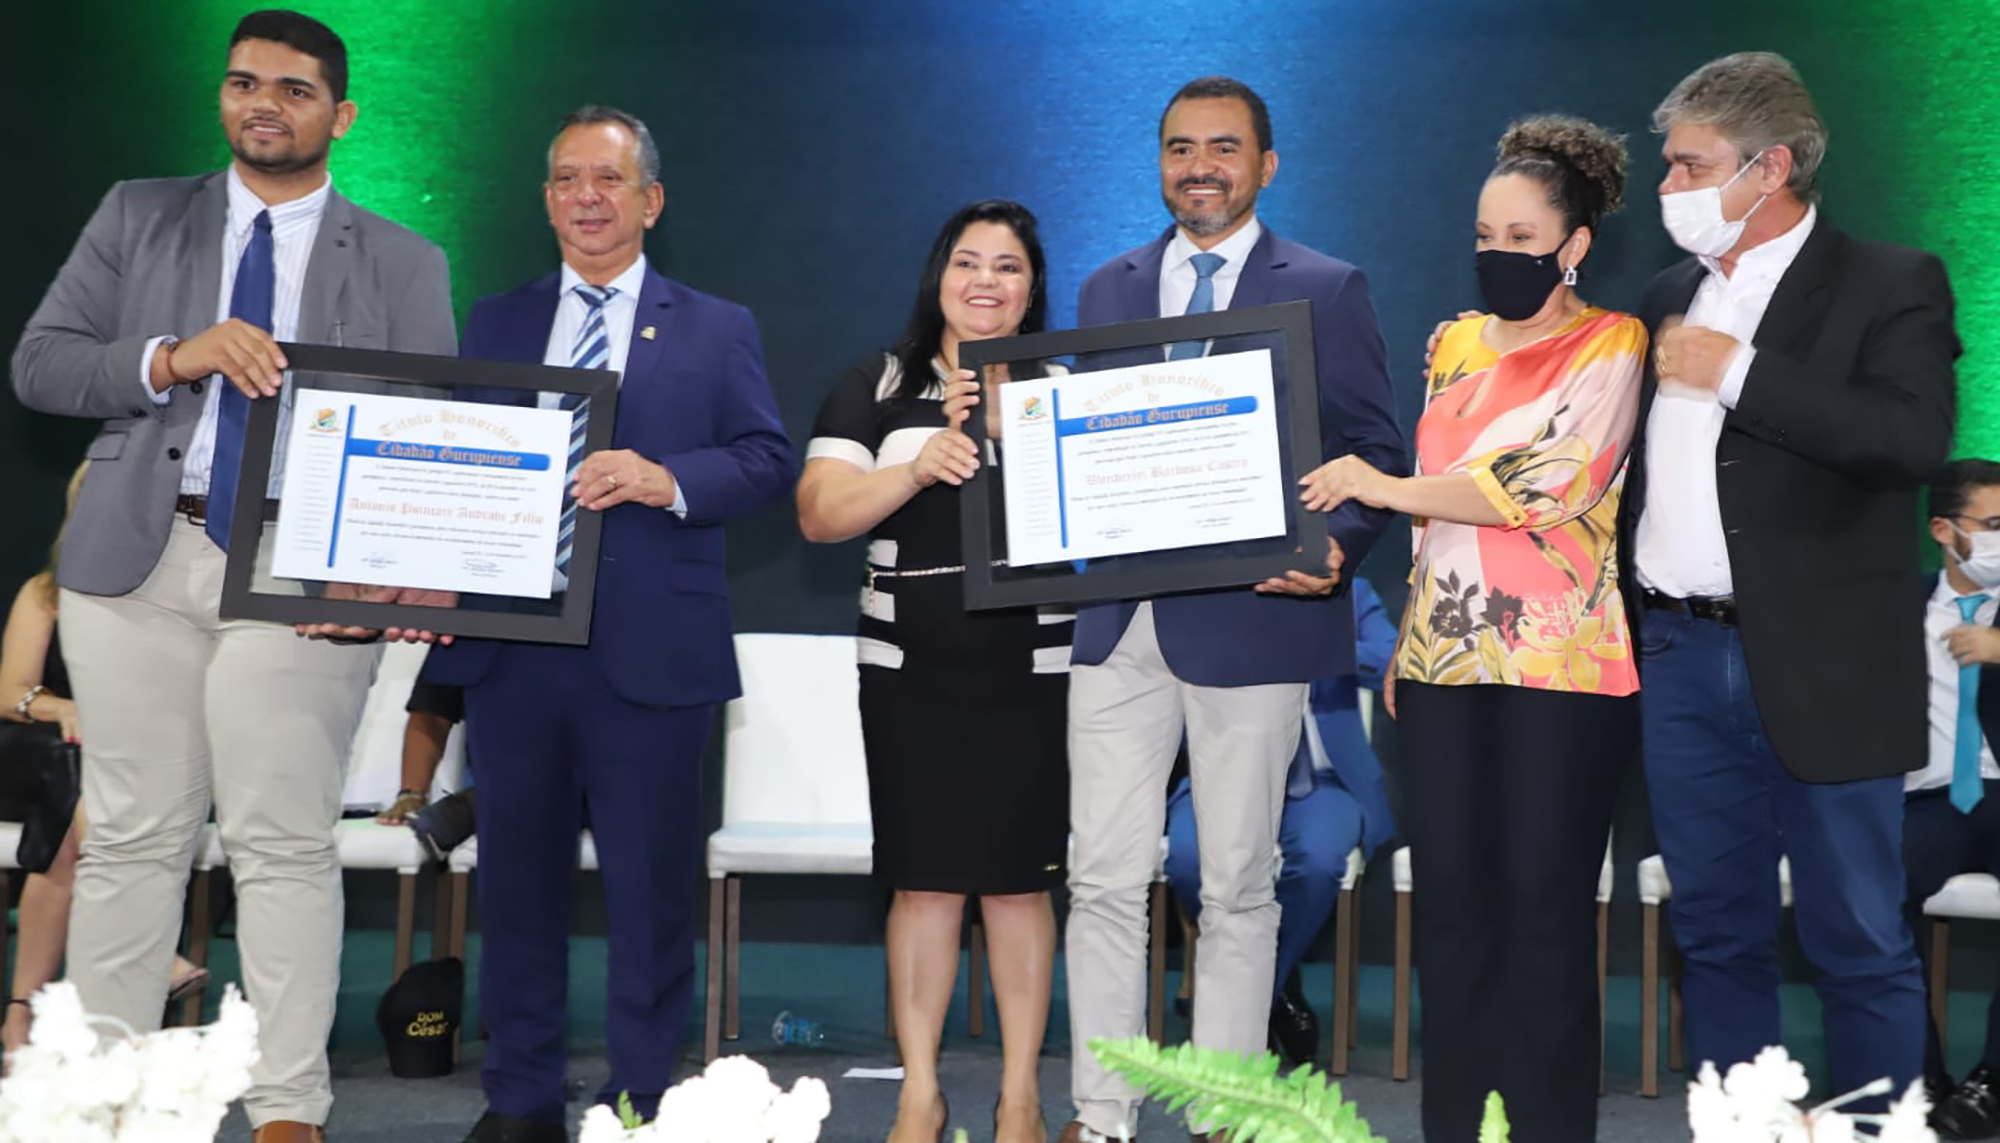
1562, 266, 1578, 287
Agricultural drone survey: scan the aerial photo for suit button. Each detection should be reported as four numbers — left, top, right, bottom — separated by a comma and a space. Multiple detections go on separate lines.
190, 380, 204, 395
167, 447, 182, 461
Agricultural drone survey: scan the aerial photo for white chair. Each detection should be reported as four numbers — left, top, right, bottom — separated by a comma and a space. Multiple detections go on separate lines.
1637, 854, 1793, 1097
1922, 872, 2000, 1049
1392, 843, 1614, 1086
182, 642, 465, 1024
703, 634, 873, 1062
334, 643, 467, 976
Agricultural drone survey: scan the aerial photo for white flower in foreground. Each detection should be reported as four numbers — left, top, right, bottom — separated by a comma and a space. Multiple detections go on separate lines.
23, 982, 99, 1062
579, 1103, 634, 1143
1878, 1080, 1938, 1143
759, 1077, 831, 1143
576, 1056, 828, 1143
1723, 1047, 1812, 1110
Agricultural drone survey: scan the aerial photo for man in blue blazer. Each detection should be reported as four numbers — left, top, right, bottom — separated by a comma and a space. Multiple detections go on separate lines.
420, 107, 795, 1143
1060, 77, 1406, 1143
1162, 575, 1398, 1066
1909, 459, 2000, 1138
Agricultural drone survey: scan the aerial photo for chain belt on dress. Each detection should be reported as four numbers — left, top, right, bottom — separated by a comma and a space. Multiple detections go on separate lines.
864, 560, 1007, 613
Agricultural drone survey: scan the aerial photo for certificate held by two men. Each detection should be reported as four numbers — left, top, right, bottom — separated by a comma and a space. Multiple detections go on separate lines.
219, 344, 619, 644
957, 300, 1330, 610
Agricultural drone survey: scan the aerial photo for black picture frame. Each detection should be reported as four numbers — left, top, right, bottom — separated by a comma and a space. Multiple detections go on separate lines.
957, 301, 1327, 610
219, 342, 620, 645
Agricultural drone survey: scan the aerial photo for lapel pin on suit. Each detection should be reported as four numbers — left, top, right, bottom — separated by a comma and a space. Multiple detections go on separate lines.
640, 325, 656, 340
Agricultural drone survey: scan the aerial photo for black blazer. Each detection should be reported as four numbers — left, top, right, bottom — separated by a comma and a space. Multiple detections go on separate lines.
1620, 218, 1961, 783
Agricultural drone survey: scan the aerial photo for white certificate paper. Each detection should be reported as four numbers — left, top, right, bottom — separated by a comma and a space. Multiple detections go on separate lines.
996, 349, 1287, 565
269, 389, 573, 598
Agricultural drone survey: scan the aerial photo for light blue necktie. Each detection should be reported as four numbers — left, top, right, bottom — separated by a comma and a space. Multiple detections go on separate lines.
205, 209, 274, 550
1166, 252, 1225, 361
1953, 593, 1992, 814
554, 284, 615, 583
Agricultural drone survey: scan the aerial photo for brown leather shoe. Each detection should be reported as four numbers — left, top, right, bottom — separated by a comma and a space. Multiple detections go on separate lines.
251, 1121, 325, 1143
1057, 1120, 1137, 1143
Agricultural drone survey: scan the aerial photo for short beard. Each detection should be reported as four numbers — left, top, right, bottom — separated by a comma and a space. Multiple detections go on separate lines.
1172, 204, 1234, 238
231, 133, 329, 177
1164, 183, 1243, 238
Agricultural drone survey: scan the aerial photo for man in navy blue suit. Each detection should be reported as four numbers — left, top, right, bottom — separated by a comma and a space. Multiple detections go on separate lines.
421, 106, 795, 1143
1162, 575, 1398, 1066
1059, 76, 1406, 1143
1909, 459, 2000, 1139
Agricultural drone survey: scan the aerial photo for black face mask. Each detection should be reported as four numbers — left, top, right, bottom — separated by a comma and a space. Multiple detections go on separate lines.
1475, 240, 1571, 321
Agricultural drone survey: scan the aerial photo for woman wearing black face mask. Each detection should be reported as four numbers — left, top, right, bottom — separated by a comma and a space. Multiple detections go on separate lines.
1298, 115, 1644, 1142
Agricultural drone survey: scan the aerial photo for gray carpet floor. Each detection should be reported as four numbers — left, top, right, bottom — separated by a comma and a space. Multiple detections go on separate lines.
165, 933, 1987, 1142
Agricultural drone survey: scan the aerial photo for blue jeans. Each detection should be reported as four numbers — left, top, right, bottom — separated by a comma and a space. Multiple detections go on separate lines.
1640, 606, 1924, 1098
1163, 771, 1361, 1001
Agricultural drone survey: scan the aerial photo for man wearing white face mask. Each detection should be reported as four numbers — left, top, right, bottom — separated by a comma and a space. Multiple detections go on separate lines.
1908, 460, 2000, 1139
1621, 51, 1961, 1103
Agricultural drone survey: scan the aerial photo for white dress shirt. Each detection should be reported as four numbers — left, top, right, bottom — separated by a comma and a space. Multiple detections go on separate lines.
1910, 578, 2000, 793
540, 256, 686, 517
1156, 216, 1263, 356
1634, 206, 1817, 597
140, 166, 331, 495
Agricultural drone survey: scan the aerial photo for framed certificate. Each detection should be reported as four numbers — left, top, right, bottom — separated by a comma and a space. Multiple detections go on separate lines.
218, 343, 620, 645
957, 301, 1327, 610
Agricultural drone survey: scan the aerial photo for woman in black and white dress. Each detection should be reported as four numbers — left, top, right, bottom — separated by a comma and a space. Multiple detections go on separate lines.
797, 200, 1067, 1143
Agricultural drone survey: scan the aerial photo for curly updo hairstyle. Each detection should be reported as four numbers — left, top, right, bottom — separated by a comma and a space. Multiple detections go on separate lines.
1491, 114, 1628, 236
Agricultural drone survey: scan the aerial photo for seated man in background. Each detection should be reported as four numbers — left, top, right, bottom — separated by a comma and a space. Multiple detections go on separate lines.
1910, 459, 2000, 1140
1163, 575, 1398, 1064
377, 680, 476, 861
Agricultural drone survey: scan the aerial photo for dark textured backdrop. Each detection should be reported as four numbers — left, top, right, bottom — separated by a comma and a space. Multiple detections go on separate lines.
3, 0, 1995, 973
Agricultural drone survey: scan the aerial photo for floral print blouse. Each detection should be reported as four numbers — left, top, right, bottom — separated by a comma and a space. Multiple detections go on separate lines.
1394, 307, 1646, 696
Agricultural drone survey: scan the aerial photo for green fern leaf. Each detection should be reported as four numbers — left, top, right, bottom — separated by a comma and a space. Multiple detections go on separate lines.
1088, 1037, 1387, 1143
617, 1090, 642, 1130
1478, 1092, 1510, 1143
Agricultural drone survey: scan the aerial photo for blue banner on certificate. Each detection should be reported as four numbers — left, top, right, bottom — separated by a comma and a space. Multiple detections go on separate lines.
269, 389, 571, 598
996, 349, 1286, 564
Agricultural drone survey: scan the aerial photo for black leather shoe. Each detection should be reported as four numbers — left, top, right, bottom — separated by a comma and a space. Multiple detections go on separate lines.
462, 1109, 568, 1143
1267, 971, 1318, 1067
1935, 1064, 2000, 1140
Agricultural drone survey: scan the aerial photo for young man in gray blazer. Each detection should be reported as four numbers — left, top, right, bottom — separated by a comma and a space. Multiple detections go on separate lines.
10, 11, 454, 1142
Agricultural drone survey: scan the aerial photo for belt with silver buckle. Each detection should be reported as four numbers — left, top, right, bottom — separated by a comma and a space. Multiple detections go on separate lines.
1641, 588, 1739, 627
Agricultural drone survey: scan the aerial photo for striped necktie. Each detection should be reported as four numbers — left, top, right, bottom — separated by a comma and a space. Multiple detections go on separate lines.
1166, 251, 1225, 361
205, 208, 275, 550
555, 284, 615, 584
1953, 592, 1992, 813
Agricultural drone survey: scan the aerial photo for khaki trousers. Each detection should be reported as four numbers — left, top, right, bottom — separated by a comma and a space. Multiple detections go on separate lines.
59, 516, 378, 1128
1065, 603, 1300, 1135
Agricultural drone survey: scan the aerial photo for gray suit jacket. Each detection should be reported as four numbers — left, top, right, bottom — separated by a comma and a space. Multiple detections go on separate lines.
11, 171, 457, 596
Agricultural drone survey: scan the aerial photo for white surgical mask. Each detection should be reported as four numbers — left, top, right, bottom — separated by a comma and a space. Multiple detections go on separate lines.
1660, 149, 1770, 259
1951, 521, 2000, 590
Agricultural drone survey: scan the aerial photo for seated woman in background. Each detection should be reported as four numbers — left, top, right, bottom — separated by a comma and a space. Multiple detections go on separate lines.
796, 199, 1067, 1143
0, 462, 205, 1059
1298, 115, 1645, 1141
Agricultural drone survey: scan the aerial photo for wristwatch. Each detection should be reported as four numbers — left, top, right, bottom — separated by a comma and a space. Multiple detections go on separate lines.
13, 685, 45, 719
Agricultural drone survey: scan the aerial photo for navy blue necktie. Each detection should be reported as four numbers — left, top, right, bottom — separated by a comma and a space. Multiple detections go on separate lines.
205, 209, 275, 550
1166, 252, 1225, 360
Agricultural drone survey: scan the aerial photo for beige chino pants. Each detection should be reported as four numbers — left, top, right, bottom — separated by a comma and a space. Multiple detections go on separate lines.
59, 516, 378, 1128
1065, 602, 1301, 1135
